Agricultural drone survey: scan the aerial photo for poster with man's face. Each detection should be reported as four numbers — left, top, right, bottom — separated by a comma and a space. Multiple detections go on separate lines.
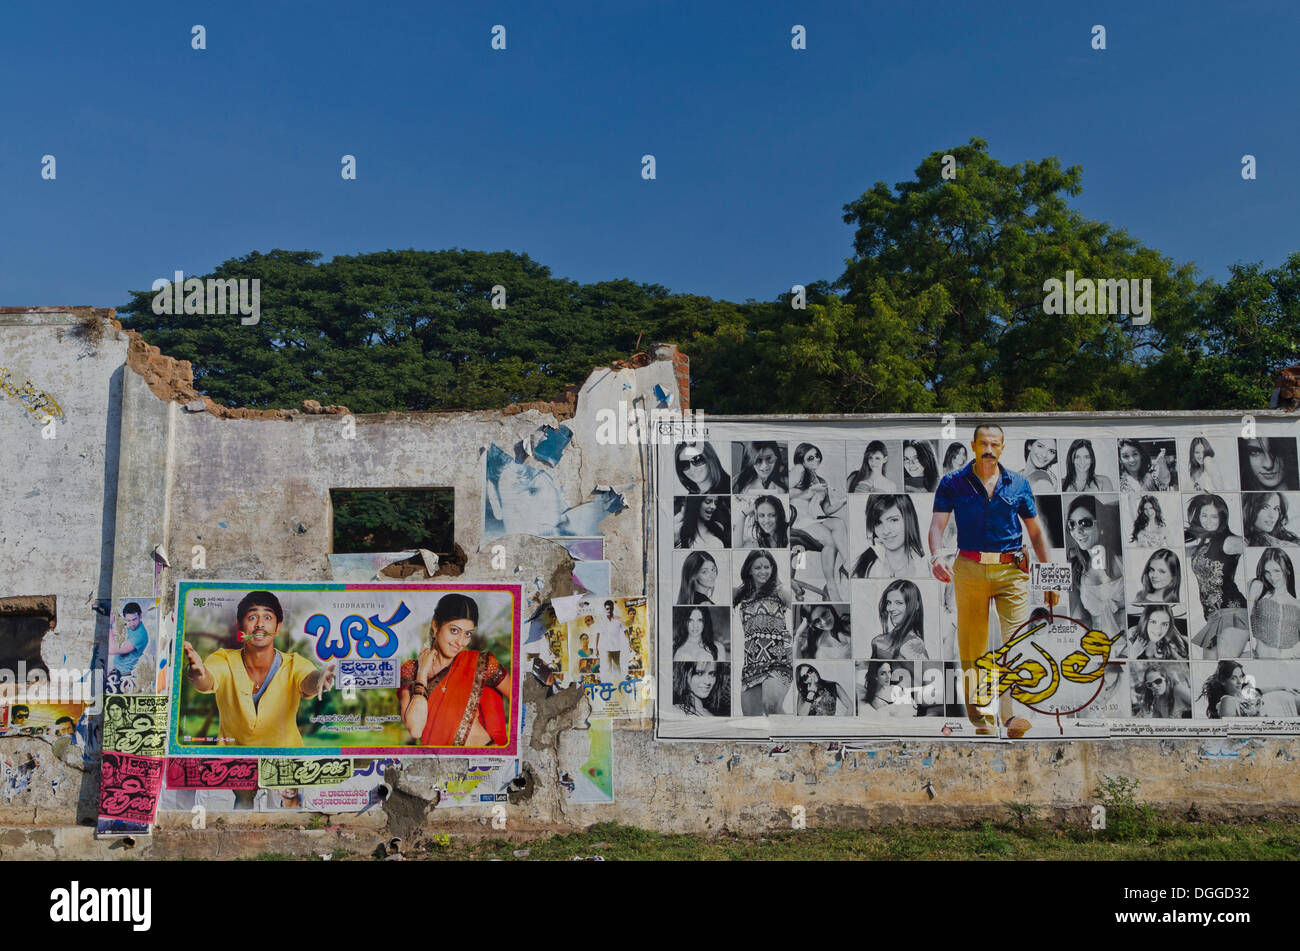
656, 419, 1300, 741
111, 597, 159, 695
170, 581, 521, 758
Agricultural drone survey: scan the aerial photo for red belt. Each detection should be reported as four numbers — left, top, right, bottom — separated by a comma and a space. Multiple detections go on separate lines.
958, 550, 1019, 564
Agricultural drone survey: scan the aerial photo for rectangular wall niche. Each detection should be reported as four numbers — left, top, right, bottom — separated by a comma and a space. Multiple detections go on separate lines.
0, 595, 55, 680
329, 488, 455, 555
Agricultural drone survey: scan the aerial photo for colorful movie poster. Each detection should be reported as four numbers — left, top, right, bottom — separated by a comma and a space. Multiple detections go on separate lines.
0, 701, 85, 740
98, 752, 165, 825
109, 597, 159, 695
566, 597, 650, 718
169, 581, 521, 757
258, 757, 352, 788
164, 757, 260, 790
656, 417, 1300, 740
102, 695, 168, 756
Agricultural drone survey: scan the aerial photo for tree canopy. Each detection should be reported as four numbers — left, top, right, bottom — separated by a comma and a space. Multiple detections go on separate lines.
119, 140, 1299, 414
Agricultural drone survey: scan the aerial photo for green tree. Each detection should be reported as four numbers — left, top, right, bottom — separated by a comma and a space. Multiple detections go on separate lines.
835, 137, 1196, 412
119, 249, 669, 412
1159, 253, 1300, 409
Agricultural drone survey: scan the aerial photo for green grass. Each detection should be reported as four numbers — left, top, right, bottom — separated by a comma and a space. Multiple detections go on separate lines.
359, 819, 1300, 861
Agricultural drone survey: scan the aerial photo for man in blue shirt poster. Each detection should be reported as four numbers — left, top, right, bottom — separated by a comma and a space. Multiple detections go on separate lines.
927, 424, 1057, 738
110, 601, 151, 686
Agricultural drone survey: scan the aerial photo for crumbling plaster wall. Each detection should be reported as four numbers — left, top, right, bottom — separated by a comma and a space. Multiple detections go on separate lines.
0, 310, 123, 823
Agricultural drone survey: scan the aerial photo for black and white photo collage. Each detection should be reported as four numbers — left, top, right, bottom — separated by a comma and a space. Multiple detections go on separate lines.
659, 425, 1300, 738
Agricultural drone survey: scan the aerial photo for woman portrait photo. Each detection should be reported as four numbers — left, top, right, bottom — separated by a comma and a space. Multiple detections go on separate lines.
789, 442, 850, 601
674, 495, 731, 549
901, 439, 939, 493
677, 551, 722, 606
794, 603, 852, 659
871, 579, 929, 660
674, 442, 730, 494
1243, 492, 1300, 547
1062, 438, 1115, 492
1184, 494, 1247, 619
399, 594, 509, 748
1238, 437, 1299, 492
857, 660, 916, 718
1134, 548, 1183, 604
673, 661, 731, 717
1128, 495, 1172, 548
733, 441, 789, 493
1065, 495, 1126, 636
1187, 436, 1223, 492
735, 548, 793, 716
1125, 605, 1188, 661
791, 663, 854, 716
1247, 548, 1300, 658
852, 494, 928, 579
942, 441, 969, 474
1200, 661, 1300, 718
1117, 438, 1175, 493
672, 606, 730, 663
736, 494, 790, 549
733, 549, 791, 609
1021, 438, 1059, 491
1130, 662, 1192, 719
847, 440, 898, 493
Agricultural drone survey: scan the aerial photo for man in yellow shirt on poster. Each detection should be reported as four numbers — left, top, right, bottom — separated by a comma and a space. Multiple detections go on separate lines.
182, 591, 336, 748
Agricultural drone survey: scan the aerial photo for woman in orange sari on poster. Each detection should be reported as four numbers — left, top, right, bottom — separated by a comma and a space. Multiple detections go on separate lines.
399, 594, 509, 748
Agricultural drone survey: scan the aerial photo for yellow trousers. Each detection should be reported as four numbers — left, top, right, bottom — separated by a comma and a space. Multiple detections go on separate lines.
952, 556, 1030, 723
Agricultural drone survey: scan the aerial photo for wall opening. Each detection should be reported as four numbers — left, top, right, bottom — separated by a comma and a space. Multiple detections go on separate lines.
329, 488, 455, 555
0, 596, 55, 697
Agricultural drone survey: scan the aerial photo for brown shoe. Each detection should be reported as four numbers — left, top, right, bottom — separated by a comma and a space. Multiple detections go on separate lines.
967, 704, 997, 736
1004, 716, 1032, 739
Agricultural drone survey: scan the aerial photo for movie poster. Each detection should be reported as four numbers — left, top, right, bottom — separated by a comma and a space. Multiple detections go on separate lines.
98, 752, 165, 825
102, 695, 168, 756
164, 757, 260, 790
656, 418, 1300, 740
108, 597, 159, 695
0, 702, 86, 740
565, 596, 651, 718
169, 581, 521, 757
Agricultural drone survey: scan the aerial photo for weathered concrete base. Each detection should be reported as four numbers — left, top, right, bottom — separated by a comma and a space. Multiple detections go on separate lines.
5, 733, 1299, 857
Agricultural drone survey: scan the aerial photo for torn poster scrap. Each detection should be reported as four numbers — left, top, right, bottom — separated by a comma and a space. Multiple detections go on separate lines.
525, 424, 574, 467
484, 444, 625, 539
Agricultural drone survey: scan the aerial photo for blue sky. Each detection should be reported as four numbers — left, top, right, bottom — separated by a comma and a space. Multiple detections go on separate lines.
2, 0, 1296, 308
